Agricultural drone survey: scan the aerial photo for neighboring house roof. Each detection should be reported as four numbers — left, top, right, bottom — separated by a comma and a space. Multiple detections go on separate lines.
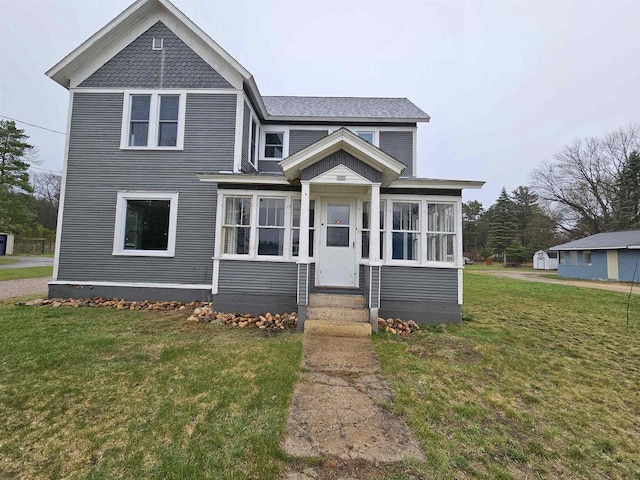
46, 0, 430, 123
550, 230, 640, 251
262, 97, 430, 122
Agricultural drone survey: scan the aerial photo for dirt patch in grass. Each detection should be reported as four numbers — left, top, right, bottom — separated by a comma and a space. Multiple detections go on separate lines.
284, 458, 426, 480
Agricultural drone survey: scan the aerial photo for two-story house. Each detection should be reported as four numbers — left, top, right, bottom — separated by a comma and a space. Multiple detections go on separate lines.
46, 0, 483, 332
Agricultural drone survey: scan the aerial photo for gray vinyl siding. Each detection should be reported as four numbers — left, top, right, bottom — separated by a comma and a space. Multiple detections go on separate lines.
297, 263, 309, 305
241, 102, 256, 173
289, 130, 328, 155
380, 266, 458, 302
57, 92, 236, 285
301, 150, 381, 182
218, 260, 297, 294
309, 263, 365, 295
258, 160, 282, 174
80, 22, 232, 89
380, 131, 414, 177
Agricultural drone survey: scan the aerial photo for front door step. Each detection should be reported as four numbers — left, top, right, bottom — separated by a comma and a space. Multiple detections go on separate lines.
304, 320, 372, 337
304, 293, 371, 336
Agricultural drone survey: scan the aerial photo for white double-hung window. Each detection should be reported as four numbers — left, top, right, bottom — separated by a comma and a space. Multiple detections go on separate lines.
391, 201, 420, 261
427, 203, 456, 263
258, 198, 286, 256
222, 196, 251, 255
121, 92, 185, 149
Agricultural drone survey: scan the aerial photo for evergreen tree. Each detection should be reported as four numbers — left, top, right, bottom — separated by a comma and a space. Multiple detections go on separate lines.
488, 187, 518, 263
612, 151, 640, 230
0, 120, 33, 192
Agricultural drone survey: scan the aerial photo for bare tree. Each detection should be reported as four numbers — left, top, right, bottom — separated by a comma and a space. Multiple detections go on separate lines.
531, 124, 640, 235
32, 172, 61, 231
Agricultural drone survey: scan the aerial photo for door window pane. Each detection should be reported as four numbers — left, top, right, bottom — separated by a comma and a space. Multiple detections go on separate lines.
327, 226, 349, 247
328, 204, 350, 225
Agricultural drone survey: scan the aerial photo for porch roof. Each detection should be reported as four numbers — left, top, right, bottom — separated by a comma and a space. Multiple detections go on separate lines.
278, 128, 406, 187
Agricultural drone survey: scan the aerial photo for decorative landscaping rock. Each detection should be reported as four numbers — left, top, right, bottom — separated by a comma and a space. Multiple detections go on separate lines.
19, 297, 298, 332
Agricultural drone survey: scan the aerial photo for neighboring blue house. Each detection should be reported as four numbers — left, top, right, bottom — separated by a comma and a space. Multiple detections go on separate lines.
45, 0, 483, 332
550, 230, 640, 282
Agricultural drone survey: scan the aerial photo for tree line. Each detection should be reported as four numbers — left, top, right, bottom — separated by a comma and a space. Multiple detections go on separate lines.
0, 120, 60, 248
465, 124, 640, 263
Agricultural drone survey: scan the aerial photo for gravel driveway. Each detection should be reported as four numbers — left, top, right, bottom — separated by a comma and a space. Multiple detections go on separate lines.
0, 277, 51, 300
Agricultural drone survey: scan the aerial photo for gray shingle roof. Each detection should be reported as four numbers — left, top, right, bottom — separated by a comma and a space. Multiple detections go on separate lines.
262, 96, 430, 121
550, 230, 640, 250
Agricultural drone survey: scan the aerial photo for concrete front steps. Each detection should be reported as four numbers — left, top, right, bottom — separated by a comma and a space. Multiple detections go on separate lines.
304, 294, 372, 337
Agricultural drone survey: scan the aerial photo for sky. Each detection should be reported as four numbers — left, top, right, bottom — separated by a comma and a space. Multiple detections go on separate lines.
1, 0, 639, 207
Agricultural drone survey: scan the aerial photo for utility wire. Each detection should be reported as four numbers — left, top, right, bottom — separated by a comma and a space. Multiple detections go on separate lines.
0, 114, 66, 135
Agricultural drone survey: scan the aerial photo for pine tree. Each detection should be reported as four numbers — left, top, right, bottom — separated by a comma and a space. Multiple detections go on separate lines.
488, 187, 518, 264
613, 151, 640, 230
0, 120, 33, 192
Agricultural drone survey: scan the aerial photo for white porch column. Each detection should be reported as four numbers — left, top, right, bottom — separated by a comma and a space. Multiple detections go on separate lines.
299, 181, 311, 262
369, 183, 382, 332
370, 183, 381, 263
297, 181, 311, 332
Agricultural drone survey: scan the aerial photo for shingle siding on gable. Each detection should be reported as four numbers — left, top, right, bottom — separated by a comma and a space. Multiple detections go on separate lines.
301, 150, 382, 183
289, 130, 328, 155
57, 91, 236, 285
79, 21, 233, 89
380, 131, 414, 177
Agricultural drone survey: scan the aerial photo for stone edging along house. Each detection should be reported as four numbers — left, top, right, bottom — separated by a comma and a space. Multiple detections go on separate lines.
46, 0, 484, 331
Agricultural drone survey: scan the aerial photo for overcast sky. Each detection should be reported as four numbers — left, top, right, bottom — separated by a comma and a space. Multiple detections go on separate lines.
1, 0, 639, 206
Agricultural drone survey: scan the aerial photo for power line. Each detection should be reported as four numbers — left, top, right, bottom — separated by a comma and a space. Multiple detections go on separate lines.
30, 165, 63, 175
0, 115, 66, 136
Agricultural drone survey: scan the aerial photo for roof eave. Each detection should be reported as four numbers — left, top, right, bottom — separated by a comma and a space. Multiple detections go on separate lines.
264, 115, 430, 124
390, 179, 485, 190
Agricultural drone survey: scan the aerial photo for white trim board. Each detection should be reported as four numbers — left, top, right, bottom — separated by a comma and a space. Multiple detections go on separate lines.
49, 280, 210, 290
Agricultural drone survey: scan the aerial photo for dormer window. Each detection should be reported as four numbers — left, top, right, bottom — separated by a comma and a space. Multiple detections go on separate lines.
264, 132, 284, 159
121, 92, 185, 150
356, 131, 375, 144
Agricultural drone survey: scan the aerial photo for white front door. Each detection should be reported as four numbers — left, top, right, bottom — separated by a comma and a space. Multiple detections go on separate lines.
318, 199, 357, 287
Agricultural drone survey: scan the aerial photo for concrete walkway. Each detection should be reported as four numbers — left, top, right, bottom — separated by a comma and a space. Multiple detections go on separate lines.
0, 256, 54, 269
471, 269, 640, 295
281, 336, 424, 479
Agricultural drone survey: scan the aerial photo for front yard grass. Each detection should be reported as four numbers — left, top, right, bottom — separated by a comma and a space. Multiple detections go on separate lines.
0, 266, 53, 281
0, 257, 20, 265
0, 301, 302, 479
374, 273, 640, 479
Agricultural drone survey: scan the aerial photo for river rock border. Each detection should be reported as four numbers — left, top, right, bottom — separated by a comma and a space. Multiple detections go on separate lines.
18, 297, 298, 331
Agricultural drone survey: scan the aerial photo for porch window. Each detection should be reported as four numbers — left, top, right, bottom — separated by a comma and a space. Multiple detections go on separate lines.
392, 202, 420, 260
427, 203, 455, 263
258, 198, 285, 256
222, 196, 251, 255
264, 132, 284, 159
292, 199, 315, 257
361, 200, 385, 259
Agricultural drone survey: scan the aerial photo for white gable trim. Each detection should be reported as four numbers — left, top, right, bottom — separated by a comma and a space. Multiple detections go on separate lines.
310, 164, 372, 185
279, 128, 406, 187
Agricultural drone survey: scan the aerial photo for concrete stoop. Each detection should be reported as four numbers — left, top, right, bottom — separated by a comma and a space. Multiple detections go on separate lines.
304, 294, 371, 337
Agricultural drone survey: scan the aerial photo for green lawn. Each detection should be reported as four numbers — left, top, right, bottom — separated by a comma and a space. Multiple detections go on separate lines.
0, 266, 53, 281
0, 302, 302, 479
374, 273, 640, 479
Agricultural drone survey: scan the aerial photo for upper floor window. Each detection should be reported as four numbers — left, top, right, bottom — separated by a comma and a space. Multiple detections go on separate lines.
356, 131, 375, 144
121, 92, 185, 150
264, 132, 285, 159
250, 118, 258, 167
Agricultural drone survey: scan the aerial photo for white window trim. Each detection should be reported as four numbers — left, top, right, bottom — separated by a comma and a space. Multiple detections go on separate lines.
120, 91, 186, 150
260, 126, 289, 161
355, 130, 377, 145
113, 191, 179, 257
216, 190, 306, 262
